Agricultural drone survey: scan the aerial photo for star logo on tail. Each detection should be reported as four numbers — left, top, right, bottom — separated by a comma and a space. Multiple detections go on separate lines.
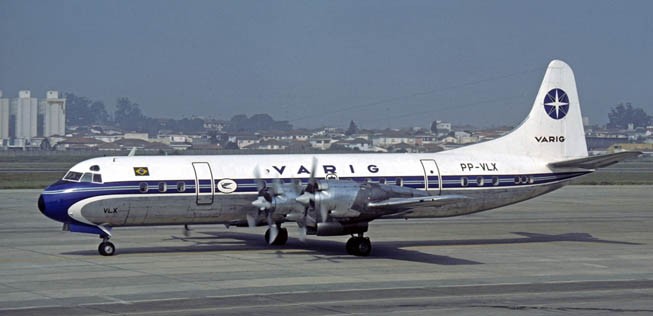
543, 88, 569, 120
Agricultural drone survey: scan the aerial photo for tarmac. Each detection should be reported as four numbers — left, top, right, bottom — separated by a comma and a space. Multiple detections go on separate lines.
1, 186, 652, 315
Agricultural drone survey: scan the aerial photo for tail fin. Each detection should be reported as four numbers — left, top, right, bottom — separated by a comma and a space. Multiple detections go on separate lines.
460, 60, 588, 161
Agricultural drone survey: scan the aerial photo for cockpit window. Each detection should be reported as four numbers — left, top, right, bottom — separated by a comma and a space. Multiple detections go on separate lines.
63, 171, 83, 181
63, 171, 103, 183
90, 165, 100, 172
80, 172, 93, 183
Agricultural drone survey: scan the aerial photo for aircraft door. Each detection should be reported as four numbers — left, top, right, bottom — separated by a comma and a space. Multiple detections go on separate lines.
420, 159, 441, 195
192, 162, 214, 205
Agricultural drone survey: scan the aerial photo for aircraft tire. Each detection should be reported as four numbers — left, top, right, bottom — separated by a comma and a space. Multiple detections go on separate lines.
346, 237, 372, 256
346, 237, 357, 255
274, 228, 288, 246
265, 227, 288, 246
98, 241, 115, 256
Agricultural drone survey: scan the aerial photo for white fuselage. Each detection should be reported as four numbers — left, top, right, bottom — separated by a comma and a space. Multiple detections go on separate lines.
41, 150, 588, 229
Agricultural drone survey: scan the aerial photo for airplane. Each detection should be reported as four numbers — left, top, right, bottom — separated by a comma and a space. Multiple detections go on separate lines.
38, 60, 641, 257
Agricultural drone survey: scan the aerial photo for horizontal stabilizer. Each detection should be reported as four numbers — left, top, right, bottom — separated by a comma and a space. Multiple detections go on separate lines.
368, 194, 469, 209
548, 151, 641, 169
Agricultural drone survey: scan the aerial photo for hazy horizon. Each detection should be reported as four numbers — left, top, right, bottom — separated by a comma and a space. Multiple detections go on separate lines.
1, 1, 651, 129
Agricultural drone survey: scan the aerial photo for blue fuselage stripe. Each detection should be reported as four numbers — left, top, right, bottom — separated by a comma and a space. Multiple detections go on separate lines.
42, 171, 590, 196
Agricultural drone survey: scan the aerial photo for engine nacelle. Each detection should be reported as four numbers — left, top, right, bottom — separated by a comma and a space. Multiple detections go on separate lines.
315, 221, 368, 236
308, 179, 427, 222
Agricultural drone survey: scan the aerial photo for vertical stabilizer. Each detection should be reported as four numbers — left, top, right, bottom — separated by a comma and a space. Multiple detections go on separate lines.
458, 60, 588, 161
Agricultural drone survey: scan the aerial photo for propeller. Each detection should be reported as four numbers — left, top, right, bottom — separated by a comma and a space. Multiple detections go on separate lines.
294, 157, 330, 223
250, 165, 284, 244
298, 224, 307, 242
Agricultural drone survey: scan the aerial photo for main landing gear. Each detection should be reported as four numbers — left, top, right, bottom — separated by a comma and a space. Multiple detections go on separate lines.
346, 233, 372, 256
98, 237, 116, 256
265, 227, 288, 245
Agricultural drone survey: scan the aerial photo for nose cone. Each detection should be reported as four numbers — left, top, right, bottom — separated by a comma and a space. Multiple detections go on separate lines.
38, 194, 47, 216
38, 192, 70, 223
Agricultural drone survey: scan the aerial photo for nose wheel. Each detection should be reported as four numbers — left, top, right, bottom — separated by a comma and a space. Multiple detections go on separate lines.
98, 238, 116, 256
346, 235, 372, 256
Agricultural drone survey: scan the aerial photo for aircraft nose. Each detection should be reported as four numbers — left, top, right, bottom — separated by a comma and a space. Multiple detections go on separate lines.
38, 194, 47, 216
38, 193, 64, 223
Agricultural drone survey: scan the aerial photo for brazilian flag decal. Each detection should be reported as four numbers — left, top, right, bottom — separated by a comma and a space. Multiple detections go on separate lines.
133, 167, 150, 176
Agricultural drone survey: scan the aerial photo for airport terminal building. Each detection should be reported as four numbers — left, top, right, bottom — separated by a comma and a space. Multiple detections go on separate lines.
0, 90, 65, 149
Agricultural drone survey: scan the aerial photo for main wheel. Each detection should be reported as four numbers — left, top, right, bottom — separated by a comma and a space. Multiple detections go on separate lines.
356, 237, 372, 256
346, 237, 358, 255
273, 228, 288, 245
98, 241, 116, 256
265, 227, 288, 245
346, 237, 372, 256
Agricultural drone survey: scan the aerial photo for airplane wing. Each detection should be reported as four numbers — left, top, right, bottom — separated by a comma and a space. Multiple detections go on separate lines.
367, 194, 469, 209
548, 151, 641, 169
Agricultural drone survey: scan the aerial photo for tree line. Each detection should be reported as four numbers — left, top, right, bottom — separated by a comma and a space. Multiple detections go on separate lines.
64, 93, 293, 135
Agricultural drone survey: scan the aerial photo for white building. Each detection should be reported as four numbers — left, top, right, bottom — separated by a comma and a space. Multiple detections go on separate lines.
0, 90, 66, 148
11, 90, 38, 141
0, 91, 9, 142
38, 91, 66, 137
436, 121, 452, 132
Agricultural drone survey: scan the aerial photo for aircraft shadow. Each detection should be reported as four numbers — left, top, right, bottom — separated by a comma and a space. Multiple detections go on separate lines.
61, 230, 638, 266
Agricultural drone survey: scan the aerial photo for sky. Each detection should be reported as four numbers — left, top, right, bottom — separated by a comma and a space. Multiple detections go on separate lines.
1, 0, 651, 129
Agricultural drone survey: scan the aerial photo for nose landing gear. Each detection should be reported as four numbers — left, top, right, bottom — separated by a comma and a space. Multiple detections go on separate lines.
98, 237, 116, 256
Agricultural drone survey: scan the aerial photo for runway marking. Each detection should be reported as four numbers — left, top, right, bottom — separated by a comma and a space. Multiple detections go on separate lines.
0, 304, 61, 311
106, 295, 131, 305
130, 297, 191, 303
582, 263, 608, 268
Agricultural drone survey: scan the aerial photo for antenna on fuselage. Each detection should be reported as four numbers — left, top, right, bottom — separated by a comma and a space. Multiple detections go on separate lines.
128, 147, 137, 156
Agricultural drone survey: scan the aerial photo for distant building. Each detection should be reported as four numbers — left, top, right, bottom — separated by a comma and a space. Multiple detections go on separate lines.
310, 137, 337, 150
0, 91, 8, 143
11, 90, 38, 141
0, 90, 66, 148
372, 131, 415, 148
38, 91, 66, 138
436, 121, 451, 135
123, 132, 149, 141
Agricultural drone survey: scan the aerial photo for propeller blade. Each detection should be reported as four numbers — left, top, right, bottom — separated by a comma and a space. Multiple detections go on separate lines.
298, 225, 307, 242
253, 165, 266, 191
305, 157, 318, 193
271, 177, 284, 195
292, 179, 303, 194
319, 203, 329, 223
310, 156, 318, 180
246, 213, 257, 228
267, 212, 278, 245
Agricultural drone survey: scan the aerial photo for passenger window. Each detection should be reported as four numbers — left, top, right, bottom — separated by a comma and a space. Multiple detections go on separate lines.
92, 174, 102, 183
461, 177, 469, 187
514, 176, 521, 184
476, 176, 484, 186
80, 172, 93, 183
177, 181, 186, 192
379, 178, 386, 184
158, 182, 167, 192
395, 178, 403, 186
492, 176, 500, 186
139, 182, 148, 193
